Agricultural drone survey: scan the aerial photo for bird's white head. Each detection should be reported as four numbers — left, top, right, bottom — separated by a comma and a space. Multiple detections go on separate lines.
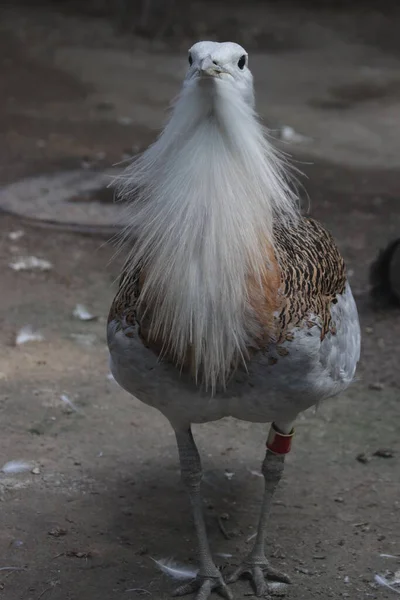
184, 41, 254, 106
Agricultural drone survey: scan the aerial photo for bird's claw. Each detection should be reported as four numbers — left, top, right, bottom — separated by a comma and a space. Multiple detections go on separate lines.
227, 559, 290, 597
173, 573, 233, 600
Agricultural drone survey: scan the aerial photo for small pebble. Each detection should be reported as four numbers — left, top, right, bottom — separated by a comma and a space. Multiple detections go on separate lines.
368, 382, 384, 391
356, 453, 370, 464
31, 467, 40, 475
48, 527, 67, 537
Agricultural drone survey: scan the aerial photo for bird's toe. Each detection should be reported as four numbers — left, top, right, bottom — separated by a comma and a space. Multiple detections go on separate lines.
173, 579, 199, 597
173, 574, 233, 600
264, 564, 291, 585
227, 558, 290, 597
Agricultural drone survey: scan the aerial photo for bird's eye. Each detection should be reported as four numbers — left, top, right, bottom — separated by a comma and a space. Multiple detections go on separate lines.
188, 53, 193, 66
238, 55, 246, 70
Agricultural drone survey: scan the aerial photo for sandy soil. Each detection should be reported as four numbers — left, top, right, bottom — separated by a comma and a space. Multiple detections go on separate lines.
0, 3, 399, 600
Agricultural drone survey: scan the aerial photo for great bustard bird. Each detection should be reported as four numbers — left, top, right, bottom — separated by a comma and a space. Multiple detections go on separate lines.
107, 41, 361, 600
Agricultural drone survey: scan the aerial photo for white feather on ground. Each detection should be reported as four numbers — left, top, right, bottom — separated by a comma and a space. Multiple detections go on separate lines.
247, 467, 263, 477
15, 326, 44, 345
9, 256, 52, 271
151, 558, 198, 580
8, 230, 25, 241
72, 304, 97, 321
60, 394, 80, 413
1, 460, 33, 474
280, 125, 311, 144
375, 574, 400, 594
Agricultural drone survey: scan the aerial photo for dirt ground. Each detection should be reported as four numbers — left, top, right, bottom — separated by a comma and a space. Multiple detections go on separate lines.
0, 3, 400, 600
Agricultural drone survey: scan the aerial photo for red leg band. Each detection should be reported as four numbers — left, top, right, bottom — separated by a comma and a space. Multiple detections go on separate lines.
266, 423, 295, 455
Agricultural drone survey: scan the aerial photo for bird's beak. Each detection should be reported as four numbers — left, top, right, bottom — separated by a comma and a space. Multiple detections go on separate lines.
198, 57, 225, 78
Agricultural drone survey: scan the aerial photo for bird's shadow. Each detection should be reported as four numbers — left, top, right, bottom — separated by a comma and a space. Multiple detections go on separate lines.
99, 458, 266, 594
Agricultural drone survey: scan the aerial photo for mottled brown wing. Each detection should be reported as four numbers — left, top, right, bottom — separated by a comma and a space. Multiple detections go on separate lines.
273, 217, 346, 341
108, 258, 139, 327
109, 217, 346, 357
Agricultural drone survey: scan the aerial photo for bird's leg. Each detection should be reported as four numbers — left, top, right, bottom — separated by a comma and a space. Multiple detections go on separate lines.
173, 427, 232, 600
228, 421, 295, 597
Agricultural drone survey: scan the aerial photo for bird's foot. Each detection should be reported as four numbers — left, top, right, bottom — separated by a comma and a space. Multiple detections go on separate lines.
173, 572, 233, 600
227, 557, 290, 597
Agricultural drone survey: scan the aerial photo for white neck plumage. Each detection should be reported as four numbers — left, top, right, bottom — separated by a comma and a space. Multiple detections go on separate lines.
116, 75, 298, 391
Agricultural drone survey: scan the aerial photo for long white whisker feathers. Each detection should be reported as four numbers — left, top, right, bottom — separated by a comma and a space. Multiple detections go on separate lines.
114, 74, 299, 391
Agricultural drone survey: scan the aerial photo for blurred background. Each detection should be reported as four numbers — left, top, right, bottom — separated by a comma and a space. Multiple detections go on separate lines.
0, 1, 399, 599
